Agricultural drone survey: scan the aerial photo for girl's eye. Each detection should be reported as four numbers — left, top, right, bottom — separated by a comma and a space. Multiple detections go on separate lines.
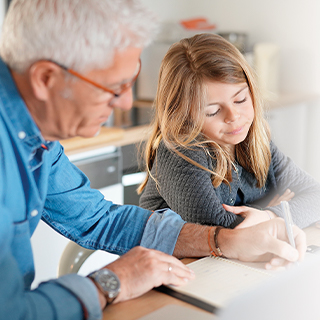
206, 109, 220, 117
234, 97, 247, 104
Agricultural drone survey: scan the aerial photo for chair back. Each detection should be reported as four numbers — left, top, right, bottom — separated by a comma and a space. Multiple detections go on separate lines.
58, 241, 95, 276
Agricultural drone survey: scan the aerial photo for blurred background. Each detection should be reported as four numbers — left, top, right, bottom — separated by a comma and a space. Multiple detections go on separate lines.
138, 0, 320, 182
1, 0, 319, 290
1, 0, 320, 180
139, 0, 320, 95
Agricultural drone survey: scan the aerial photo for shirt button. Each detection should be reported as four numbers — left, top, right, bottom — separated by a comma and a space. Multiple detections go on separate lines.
18, 131, 26, 139
31, 209, 38, 217
230, 198, 234, 204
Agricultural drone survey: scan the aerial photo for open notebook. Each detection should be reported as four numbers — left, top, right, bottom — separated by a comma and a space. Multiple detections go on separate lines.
218, 253, 320, 320
157, 255, 275, 312
140, 253, 320, 320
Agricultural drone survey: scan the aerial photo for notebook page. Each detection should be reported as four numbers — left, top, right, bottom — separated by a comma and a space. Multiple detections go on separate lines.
169, 256, 273, 308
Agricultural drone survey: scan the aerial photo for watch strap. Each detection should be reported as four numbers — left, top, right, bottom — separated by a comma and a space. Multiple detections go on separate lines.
88, 269, 120, 306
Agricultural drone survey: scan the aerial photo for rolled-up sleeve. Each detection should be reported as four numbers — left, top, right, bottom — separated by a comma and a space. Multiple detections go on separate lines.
140, 209, 186, 255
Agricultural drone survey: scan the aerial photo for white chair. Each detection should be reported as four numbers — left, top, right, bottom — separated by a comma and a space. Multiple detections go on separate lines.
58, 241, 95, 276
58, 241, 119, 277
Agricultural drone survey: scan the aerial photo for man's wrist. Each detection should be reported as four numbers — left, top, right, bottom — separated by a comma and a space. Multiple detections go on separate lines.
174, 223, 241, 260
174, 223, 210, 258
214, 227, 238, 260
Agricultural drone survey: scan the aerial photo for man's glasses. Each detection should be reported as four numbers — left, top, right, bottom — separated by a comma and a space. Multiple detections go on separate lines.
51, 59, 141, 98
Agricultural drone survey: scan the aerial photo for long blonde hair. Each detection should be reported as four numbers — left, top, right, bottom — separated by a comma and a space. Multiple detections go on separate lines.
138, 33, 271, 193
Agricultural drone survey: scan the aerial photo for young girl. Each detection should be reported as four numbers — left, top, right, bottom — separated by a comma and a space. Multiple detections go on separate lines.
138, 33, 320, 229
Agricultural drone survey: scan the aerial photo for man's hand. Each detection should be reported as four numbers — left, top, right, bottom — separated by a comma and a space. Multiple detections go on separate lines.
101, 247, 195, 303
218, 218, 306, 269
174, 219, 306, 270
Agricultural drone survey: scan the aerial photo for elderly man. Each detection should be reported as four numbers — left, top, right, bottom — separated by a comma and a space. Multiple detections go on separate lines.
0, 0, 306, 319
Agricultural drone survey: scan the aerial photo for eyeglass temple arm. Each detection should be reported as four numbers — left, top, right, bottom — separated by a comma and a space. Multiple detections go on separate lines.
50, 60, 116, 95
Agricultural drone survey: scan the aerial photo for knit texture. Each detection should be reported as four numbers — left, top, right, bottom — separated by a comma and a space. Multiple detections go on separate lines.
140, 141, 320, 229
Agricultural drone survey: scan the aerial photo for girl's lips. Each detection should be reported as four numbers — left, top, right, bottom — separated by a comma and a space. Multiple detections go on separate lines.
227, 126, 243, 135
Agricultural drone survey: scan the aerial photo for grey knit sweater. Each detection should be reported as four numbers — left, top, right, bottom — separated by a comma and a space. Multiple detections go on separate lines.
139, 141, 320, 229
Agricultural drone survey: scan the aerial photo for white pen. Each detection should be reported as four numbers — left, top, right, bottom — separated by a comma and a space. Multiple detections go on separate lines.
281, 200, 296, 248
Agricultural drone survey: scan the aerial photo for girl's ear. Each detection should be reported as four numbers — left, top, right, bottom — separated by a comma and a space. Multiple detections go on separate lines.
29, 61, 62, 101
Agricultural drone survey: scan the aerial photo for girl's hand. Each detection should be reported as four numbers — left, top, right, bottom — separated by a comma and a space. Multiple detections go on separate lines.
223, 204, 276, 229
267, 188, 295, 207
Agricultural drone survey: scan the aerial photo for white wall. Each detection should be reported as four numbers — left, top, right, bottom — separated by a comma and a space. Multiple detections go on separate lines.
201, 0, 320, 95
2, 0, 318, 95
0, 0, 5, 35
141, 0, 320, 95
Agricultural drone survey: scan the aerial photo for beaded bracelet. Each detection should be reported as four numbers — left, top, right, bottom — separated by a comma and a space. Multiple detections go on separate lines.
208, 226, 225, 258
208, 226, 217, 256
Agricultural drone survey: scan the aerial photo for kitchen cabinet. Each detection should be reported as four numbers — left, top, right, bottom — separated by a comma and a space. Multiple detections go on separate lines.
265, 93, 320, 179
266, 102, 307, 169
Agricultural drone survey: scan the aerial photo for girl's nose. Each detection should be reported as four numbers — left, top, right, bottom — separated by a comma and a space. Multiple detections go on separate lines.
224, 106, 240, 123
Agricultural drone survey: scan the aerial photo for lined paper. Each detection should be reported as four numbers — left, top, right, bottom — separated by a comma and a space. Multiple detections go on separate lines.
170, 256, 274, 308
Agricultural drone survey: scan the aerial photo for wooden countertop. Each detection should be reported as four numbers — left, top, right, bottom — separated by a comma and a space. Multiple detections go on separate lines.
60, 124, 152, 156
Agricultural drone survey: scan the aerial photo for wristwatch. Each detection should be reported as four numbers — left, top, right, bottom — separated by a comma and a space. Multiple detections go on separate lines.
88, 269, 121, 305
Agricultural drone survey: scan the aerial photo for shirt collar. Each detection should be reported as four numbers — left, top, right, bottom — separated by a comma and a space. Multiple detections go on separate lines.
0, 58, 54, 155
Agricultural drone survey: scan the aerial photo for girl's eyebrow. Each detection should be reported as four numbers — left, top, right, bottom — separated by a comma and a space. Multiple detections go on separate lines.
232, 85, 248, 98
206, 85, 248, 107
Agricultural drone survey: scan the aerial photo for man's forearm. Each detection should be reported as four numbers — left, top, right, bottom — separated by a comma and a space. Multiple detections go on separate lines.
173, 223, 236, 259
174, 219, 306, 267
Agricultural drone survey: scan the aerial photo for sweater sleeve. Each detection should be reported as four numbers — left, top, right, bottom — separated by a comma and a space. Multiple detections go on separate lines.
140, 143, 243, 228
265, 142, 320, 228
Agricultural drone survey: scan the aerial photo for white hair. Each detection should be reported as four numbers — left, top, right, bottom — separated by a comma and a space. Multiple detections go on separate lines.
0, 0, 157, 73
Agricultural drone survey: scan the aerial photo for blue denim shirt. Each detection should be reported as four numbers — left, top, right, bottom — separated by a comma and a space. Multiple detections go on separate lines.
0, 58, 186, 320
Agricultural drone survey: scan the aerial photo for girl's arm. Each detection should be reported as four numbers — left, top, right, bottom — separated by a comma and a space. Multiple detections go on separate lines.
265, 142, 320, 228
140, 143, 243, 228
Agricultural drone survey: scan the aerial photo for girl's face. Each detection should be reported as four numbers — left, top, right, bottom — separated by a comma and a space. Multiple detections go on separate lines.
202, 81, 254, 153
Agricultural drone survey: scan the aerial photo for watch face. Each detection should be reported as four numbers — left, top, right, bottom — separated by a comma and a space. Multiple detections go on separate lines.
97, 270, 120, 298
